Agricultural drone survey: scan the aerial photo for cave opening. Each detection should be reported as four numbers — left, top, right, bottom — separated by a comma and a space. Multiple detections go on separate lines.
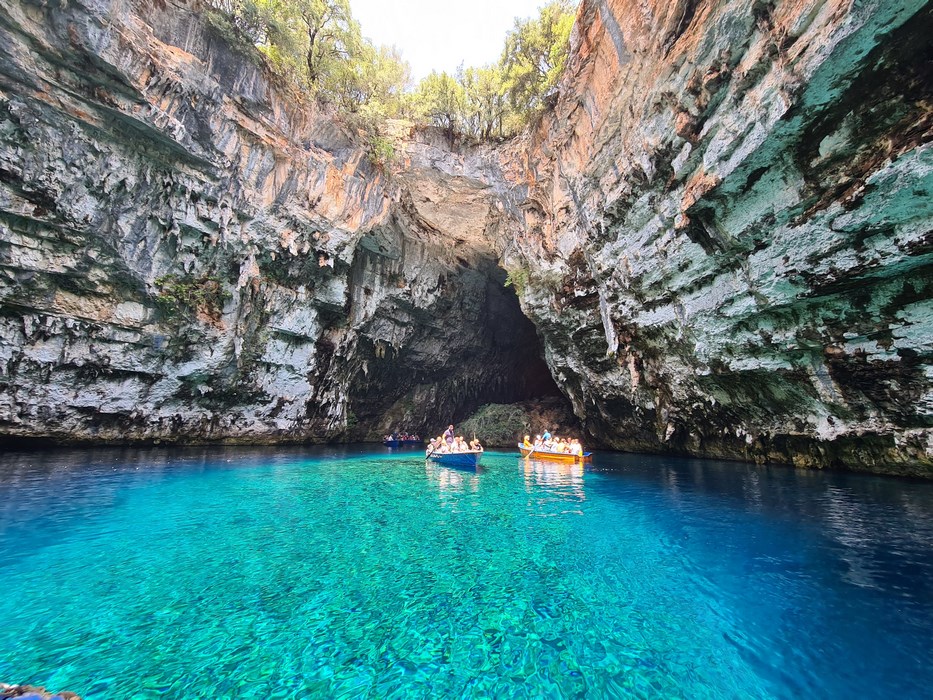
343, 257, 571, 440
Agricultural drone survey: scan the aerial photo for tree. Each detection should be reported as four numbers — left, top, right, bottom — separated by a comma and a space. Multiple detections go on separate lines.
416, 71, 464, 145
459, 65, 507, 140
291, 0, 359, 87
500, 0, 575, 122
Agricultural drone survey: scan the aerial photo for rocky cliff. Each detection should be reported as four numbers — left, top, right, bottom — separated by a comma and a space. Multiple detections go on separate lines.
505, 0, 932, 475
0, 0, 560, 444
0, 0, 930, 475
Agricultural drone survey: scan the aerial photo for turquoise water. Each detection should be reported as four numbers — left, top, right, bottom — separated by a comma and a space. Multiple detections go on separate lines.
1, 446, 932, 698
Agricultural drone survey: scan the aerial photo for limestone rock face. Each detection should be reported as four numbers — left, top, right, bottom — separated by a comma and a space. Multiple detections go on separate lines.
503, 0, 932, 474
0, 0, 557, 444
1, 0, 930, 476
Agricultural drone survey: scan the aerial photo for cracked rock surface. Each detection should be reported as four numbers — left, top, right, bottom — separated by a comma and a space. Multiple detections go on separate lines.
502, 0, 932, 475
0, 0, 560, 445
1, 0, 931, 476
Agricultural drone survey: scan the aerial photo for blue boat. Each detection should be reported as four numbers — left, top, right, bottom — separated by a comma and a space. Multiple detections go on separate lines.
427, 451, 482, 468
383, 439, 401, 447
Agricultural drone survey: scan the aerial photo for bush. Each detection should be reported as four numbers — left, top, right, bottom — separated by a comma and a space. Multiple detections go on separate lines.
154, 274, 230, 320
459, 404, 531, 446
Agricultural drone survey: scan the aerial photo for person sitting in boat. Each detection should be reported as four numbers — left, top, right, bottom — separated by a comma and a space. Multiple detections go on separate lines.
542, 429, 552, 442
470, 438, 483, 452
533, 435, 543, 448
523, 435, 532, 448
570, 438, 584, 456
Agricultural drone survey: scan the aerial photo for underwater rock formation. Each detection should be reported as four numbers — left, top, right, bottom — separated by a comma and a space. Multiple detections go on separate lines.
0, 0, 930, 474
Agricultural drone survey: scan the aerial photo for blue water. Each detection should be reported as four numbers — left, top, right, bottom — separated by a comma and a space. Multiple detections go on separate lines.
1, 446, 931, 699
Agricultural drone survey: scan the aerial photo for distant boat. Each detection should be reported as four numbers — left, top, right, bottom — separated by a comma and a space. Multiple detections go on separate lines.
384, 437, 423, 447
518, 445, 591, 463
427, 451, 482, 468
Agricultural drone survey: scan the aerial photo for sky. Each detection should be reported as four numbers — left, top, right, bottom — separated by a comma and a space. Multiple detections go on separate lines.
350, 0, 546, 82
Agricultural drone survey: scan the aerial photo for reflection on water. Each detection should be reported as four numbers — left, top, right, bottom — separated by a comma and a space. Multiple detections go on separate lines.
522, 457, 585, 504
424, 462, 480, 495
588, 452, 933, 601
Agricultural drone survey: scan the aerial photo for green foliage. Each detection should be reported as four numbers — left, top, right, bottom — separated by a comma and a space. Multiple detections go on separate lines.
411, 0, 574, 141
206, 0, 574, 142
459, 403, 531, 447
413, 70, 464, 142
206, 0, 411, 126
504, 267, 530, 295
154, 274, 230, 320
500, 0, 576, 125
366, 133, 396, 170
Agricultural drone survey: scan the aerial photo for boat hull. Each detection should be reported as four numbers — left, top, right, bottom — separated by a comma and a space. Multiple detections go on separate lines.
518, 445, 590, 463
427, 451, 482, 468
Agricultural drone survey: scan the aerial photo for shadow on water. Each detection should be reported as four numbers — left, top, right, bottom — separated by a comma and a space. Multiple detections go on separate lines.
586, 450, 933, 601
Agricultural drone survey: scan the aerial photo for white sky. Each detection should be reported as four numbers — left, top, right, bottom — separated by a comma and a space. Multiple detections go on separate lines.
350, 0, 546, 82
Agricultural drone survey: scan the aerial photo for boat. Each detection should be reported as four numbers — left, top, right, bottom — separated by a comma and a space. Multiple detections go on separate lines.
384, 435, 423, 447
427, 450, 482, 468
518, 445, 592, 463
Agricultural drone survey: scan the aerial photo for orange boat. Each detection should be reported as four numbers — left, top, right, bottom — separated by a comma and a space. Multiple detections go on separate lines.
518, 444, 592, 463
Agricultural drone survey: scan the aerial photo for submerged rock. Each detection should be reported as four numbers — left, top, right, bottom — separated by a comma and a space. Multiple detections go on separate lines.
0, 685, 80, 700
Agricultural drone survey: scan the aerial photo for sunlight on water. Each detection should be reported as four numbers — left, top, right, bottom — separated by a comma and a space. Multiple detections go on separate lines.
1, 446, 931, 698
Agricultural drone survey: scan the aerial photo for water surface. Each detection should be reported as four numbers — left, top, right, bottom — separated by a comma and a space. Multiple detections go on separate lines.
1, 446, 931, 698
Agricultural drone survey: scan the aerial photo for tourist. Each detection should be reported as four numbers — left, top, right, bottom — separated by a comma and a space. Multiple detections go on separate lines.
471, 438, 483, 452
444, 424, 454, 446
542, 428, 552, 442
523, 435, 532, 448
533, 435, 543, 448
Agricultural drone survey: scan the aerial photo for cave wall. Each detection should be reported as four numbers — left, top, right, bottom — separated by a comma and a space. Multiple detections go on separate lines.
0, 0, 560, 444
501, 0, 932, 474
1, 0, 930, 475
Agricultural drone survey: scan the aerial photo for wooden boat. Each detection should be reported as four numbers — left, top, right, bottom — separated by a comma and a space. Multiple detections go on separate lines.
427, 450, 482, 468
518, 444, 592, 463
384, 438, 423, 447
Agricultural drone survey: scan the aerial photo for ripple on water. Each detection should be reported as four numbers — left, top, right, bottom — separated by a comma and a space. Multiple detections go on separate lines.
0, 446, 931, 698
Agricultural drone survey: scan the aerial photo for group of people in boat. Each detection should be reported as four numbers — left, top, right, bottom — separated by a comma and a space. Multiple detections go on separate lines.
384, 431, 421, 442
427, 424, 483, 454
522, 429, 585, 456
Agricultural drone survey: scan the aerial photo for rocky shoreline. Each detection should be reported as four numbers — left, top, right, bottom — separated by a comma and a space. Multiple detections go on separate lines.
0, 685, 80, 700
